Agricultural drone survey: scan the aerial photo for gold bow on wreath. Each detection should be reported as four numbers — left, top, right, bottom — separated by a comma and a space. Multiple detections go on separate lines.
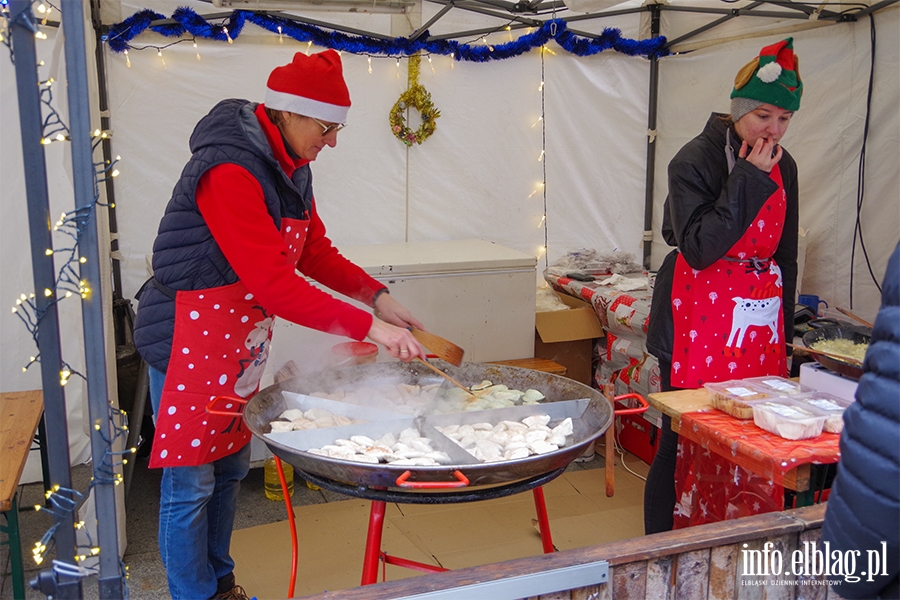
389, 54, 440, 146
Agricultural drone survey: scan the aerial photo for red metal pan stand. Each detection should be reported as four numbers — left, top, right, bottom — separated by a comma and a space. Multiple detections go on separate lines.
292, 466, 567, 588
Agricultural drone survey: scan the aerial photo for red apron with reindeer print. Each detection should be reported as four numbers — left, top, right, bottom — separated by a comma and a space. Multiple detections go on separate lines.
150, 217, 309, 468
670, 164, 788, 389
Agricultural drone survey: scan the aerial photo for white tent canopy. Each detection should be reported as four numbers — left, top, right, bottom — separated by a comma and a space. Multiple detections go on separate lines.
2, 0, 898, 484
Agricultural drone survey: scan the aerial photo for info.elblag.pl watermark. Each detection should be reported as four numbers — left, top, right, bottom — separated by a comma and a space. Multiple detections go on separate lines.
739, 541, 891, 587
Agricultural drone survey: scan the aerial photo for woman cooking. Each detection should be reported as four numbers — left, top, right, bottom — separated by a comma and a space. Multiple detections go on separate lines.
644, 38, 802, 534
133, 50, 427, 599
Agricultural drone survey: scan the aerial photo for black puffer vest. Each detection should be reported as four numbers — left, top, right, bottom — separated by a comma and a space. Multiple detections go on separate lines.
133, 99, 313, 373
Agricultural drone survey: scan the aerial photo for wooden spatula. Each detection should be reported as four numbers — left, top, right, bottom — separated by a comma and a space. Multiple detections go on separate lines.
414, 358, 475, 398
409, 327, 465, 367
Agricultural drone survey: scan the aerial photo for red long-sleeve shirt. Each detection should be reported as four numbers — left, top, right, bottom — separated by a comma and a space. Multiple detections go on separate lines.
195, 104, 383, 341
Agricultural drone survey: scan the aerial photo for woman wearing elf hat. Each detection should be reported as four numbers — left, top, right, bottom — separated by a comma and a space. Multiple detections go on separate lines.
644, 38, 803, 534
133, 50, 427, 599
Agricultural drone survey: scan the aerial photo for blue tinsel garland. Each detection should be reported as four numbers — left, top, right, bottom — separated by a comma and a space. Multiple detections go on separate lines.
105, 8, 667, 60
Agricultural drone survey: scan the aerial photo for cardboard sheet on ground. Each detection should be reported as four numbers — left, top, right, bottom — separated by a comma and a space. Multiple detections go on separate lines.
230, 462, 647, 598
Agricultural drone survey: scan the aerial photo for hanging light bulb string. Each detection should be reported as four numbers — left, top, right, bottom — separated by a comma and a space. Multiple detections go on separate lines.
540, 46, 549, 270
104, 7, 668, 61
31, 401, 133, 573
5, 9, 131, 589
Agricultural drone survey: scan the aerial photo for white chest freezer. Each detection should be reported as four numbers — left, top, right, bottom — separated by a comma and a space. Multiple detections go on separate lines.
261, 238, 538, 388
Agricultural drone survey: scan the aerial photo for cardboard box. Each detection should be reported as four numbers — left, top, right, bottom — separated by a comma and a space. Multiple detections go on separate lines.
534, 292, 605, 385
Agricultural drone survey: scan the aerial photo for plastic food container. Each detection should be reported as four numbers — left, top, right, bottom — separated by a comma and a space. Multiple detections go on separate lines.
750, 398, 828, 440
744, 376, 810, 396
792, 392, 852, 434
705, 380, 778, 419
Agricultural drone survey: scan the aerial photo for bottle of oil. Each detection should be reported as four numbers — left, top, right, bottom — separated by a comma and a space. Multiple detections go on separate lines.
264, 455, 294, 501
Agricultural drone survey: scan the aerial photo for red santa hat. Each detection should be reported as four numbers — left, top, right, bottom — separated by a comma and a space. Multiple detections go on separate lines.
265, 49, 350, 124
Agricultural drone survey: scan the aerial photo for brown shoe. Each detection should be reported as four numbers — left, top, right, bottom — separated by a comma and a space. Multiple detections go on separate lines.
215, 584, 250, 600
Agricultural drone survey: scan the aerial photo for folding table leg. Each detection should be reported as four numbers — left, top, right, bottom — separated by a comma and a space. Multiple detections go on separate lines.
1, 492, 26, 600
361, 500, 387, 585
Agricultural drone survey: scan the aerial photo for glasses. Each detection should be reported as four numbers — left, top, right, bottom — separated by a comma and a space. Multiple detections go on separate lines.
309, 116, 346, 136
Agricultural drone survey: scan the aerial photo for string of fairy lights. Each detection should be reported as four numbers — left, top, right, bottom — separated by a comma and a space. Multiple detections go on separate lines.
105, 6, 664, 265
3, 1, 132, 588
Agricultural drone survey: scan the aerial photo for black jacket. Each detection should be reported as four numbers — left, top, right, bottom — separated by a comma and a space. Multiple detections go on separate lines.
822, 241, 900, 599
133, 99, 313, 373
646, 113, 798, 365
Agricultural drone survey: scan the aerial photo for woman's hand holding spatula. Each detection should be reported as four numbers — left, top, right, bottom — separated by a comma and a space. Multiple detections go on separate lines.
366, 289, 427, 361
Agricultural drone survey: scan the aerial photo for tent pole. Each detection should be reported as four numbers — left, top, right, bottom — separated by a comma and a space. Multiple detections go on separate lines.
59, 0, 126, 597
8, 1, 82, 596
88, 0, 123, 302
642, 4, 661, 270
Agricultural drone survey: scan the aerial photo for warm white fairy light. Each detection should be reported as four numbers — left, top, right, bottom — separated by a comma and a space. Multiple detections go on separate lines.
538, 149, 545, 162
537, 245, 547, 258
367, 56, 372, 74
35, 30, 48, 40
539, 215, 546, 227
531, 116, 543, 128
277, 25, 283, 43
449, 52, 455, 69
528, 182, 544, 198
538, 80, 544, 91
306, 41, 312, 55
124, 50, 131, 68
395, 57, 400, 78
428, 55, 435, 74
194, 41, 201, 61
157, 49, 166, 69
223, 26, 233, 44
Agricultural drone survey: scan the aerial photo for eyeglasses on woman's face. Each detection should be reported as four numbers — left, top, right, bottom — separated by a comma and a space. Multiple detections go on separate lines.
309, 116, 346, 136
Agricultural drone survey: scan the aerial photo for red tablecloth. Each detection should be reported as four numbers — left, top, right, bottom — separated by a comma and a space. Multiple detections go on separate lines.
672, 409, 841, 528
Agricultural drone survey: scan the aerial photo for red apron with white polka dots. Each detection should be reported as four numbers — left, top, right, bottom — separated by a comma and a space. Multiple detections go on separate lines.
150, 217, 309, 468
670, 164, 788, 389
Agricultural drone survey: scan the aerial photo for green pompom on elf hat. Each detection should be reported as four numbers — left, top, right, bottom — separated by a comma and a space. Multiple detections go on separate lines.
730, 38, 803, 116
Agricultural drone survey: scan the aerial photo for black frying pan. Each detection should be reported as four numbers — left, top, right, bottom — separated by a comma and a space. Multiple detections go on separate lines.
801, 325, 871, 380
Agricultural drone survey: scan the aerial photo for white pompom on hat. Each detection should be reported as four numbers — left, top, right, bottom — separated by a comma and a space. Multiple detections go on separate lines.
265, 49, 350, 124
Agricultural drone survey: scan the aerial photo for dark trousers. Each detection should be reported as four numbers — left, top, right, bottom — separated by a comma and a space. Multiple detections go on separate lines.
643, 358, 684, 534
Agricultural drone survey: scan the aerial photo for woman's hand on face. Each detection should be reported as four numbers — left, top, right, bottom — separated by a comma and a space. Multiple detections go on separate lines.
366, 318, 426, 362
739, 138, 782, 173
373, 292, 425, 330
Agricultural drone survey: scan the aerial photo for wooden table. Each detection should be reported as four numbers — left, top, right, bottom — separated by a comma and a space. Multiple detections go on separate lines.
485, 357, 568, 376
647, 387, 838, 498
1, 390, 45, 600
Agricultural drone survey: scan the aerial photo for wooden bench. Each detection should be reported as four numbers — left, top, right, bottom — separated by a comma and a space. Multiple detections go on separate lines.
1, 390, 44, 600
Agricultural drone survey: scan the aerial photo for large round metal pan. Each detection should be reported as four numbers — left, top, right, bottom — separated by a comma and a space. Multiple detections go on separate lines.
242, 361, 613, 489
801, 325, 871, 380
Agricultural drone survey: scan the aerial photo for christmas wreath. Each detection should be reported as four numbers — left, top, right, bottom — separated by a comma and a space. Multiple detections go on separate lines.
389, 55, 440, 147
